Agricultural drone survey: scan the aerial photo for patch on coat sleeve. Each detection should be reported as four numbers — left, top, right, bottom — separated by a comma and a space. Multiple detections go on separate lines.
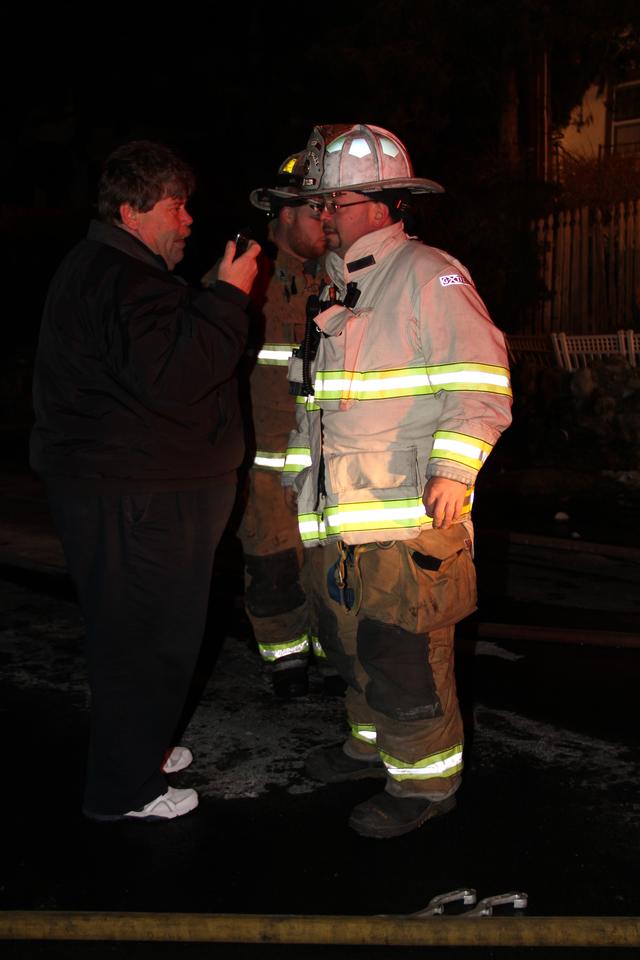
439, 274, 470, 287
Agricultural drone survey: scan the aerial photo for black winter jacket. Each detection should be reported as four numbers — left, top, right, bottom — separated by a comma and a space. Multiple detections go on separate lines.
30, 221, 250, 490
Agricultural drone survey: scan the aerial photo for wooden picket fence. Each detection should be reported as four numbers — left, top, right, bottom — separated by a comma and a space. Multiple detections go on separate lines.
525, 200, 640, 334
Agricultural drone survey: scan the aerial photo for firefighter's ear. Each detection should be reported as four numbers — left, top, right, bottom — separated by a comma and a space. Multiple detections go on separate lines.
280, 205, 296, 226
371, 200, 390, 225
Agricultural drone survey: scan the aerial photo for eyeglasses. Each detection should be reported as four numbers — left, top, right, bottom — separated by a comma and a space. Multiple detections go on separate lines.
305, 197, 372, 217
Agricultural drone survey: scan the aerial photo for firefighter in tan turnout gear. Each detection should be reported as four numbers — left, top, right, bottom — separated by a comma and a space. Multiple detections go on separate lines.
280, 124, 513, 837
206, 156, 341, 699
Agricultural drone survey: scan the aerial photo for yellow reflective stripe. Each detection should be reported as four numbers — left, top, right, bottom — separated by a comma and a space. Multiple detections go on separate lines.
380, 744, 463, 780
351, 722, 377, 744
313, 363, 512, 401
430, 431, 494, 471
283, 447, 312, 473
257, 343, 298, 365
427, 362, 511, 396
314, 370, 434, 401
298, 513, 328, 542
300, 495, 473, 541
253, 450, 286, 471
313, 369, 432, 400
300, 498, 472, 540
295, 395, 321, 411
258, 633, 311, 662
310, 636, 327, 658
324, 498, 431, 534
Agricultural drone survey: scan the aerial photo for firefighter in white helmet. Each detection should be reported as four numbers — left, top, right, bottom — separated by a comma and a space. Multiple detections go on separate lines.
205, 154, 343, 699
283, 124, 513, 837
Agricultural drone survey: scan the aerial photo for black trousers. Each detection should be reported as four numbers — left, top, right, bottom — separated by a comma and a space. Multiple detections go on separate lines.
47, 485, 236, 816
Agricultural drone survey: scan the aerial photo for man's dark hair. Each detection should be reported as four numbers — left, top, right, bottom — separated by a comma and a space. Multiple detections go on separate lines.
98, 140, 195, 224
366, 189, 412, 223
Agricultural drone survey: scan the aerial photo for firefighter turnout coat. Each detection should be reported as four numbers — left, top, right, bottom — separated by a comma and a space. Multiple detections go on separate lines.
284, 220, 512, 545
284, 220, 512, 797
236, 247, 328, 672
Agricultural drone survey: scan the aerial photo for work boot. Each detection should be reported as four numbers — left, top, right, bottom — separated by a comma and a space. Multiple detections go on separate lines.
305, 744, 385, 783
348, 790, 456, 839
272, 666, 309, 700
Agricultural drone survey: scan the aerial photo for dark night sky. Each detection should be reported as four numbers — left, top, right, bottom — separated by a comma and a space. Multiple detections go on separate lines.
2, 0, 529, 211
4, 1, 480, 312
2, 0, 639, 349
7, 3, 454, 272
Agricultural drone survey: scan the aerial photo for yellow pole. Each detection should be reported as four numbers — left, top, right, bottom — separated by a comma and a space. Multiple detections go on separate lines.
1, 912, 640, 948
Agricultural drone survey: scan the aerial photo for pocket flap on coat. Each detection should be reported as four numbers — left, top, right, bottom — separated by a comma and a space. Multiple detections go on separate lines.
326, 448, 419, 494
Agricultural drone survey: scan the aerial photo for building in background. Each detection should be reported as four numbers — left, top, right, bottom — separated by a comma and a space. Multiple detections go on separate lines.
555, 75, 640, 170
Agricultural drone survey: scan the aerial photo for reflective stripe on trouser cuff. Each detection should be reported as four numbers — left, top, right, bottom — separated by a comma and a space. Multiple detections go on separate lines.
258, 633, 311, 663
350, 722, 377, 745
257, 344, 298, 365
283, 447, 312, 473
380, 744, 463, 781
311, 636, 327, 659
253, 450, 286, 471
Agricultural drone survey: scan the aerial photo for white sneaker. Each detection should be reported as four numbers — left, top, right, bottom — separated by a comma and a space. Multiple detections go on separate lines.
161, 745, 193, 774
124, 786, 199, 821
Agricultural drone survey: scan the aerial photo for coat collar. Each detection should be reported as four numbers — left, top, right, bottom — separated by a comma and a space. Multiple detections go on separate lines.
325, 221, 408, 288
88, 220, 169, 272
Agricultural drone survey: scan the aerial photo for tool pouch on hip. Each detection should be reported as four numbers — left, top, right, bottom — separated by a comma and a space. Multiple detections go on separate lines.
359, 525, 477, 634
405, 525, 477, 633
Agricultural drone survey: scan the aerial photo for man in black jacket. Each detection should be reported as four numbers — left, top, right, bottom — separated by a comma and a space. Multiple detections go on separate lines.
30, 140, 259, 822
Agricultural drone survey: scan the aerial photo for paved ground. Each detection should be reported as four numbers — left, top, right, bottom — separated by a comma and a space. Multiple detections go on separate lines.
1, 426, 640, 958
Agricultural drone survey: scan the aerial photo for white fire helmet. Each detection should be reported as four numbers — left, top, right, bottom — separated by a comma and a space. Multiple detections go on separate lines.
250, 152, 306, 211
266, 124, 444, 200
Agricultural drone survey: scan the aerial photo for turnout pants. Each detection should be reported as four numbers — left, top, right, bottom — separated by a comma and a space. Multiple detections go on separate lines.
240, 469, 327, 674
47, 485, 236, 816
316, 524, 477, 799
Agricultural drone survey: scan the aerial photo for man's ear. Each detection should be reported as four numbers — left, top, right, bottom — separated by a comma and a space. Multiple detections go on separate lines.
280, 205, 295, 226
119, 203, 139, 231
371, 201, 390, 225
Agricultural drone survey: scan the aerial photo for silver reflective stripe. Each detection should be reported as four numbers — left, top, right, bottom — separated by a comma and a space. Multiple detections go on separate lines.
253, 451, 286, 471
313, 363, 511, 401
299, 493, 473, 542
381, 745, 463, 780
325, 502, 427, 529
430, 431, 493, 471
428, 370, 510, 388
283, 448, 312, 473
258, 634, 311, 662
314, 372, 433, 397
257, 343, 298, 365
351, 722, 377, 744
298, 514, 327, 542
